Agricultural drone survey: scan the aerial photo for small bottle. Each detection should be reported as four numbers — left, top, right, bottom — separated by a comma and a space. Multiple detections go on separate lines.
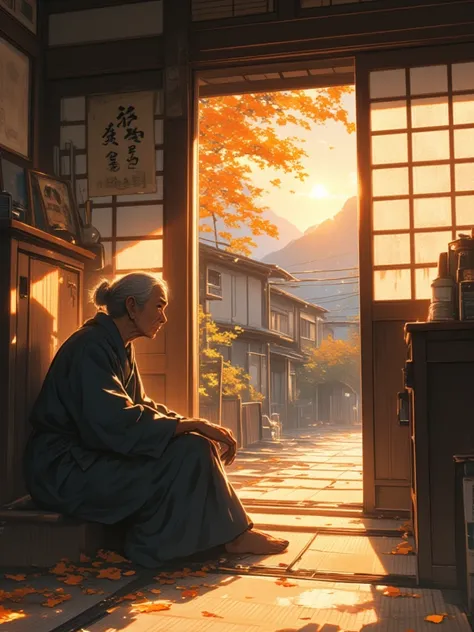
429, 252, 455, 321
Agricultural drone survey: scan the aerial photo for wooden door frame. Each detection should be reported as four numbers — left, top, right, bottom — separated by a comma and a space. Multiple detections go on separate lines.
356, 40, 474, 513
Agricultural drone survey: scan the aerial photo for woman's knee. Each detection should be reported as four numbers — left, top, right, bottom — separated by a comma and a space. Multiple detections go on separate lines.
174, 432, 213, 456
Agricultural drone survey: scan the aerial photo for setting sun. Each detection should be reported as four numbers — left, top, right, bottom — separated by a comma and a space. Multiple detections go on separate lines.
310, 183, 329, 199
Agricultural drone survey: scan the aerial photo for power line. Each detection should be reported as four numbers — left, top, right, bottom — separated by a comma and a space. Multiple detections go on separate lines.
271, 275, 359, 285
316, 293, 359, 304
307, 291, 360, 301
289, 267, 358, 275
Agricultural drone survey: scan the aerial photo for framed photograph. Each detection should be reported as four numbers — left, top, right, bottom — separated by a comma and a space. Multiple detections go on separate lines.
28, 170, 81, 241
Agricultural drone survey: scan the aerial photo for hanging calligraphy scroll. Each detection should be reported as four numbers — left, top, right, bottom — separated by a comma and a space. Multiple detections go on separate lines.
87, 91, 156, 198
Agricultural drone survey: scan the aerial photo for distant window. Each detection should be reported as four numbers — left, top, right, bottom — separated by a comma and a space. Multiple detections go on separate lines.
271, 309, 290, 335
300, 317, 316, 341
207, 268, 222, 298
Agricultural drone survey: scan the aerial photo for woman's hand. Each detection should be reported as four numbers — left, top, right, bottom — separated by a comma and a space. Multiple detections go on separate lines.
175, 419, 237, 466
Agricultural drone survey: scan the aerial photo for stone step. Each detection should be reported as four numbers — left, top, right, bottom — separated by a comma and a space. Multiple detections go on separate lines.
0, 496, 124, 568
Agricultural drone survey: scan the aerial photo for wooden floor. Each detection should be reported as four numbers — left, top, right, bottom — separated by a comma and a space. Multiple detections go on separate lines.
0, 424, 470, 632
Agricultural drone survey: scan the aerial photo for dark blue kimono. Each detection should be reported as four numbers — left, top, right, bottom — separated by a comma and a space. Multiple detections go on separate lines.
23, 312, 252, 567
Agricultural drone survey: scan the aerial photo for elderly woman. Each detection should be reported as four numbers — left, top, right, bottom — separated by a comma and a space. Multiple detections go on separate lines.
24, 272, 288, 568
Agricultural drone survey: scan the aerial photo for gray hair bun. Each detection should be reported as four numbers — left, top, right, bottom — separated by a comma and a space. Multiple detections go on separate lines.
93, 280, 111, 307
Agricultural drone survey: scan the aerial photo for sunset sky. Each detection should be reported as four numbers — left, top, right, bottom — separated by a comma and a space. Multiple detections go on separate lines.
248, 90, 357, 233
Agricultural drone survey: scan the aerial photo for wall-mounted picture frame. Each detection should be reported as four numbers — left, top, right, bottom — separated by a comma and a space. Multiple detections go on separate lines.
0, 36, 31, 158
28, 170, 81, 242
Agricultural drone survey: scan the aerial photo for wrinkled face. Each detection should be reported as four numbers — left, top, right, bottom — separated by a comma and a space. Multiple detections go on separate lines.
129, 286, 168, 339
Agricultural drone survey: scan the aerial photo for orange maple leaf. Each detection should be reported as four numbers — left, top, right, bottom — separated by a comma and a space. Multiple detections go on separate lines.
123, 570, 136, 576
97, 550, 129, 564
4, 574, 26, 582
202, 611, 223, 618
181, 589, 198, 599
60, 575, 83, 586
96, 567, 122, 580
425, 614, 447, 624
131, 601, 171, 613
275, 579, 297, 587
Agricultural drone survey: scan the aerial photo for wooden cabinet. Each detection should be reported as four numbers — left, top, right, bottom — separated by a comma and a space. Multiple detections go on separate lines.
406, 321, 474, 589
0, 220, 95, 505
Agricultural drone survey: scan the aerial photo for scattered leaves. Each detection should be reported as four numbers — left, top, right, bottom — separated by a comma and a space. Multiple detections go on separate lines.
79, 553, 91, 563
42, 593, 72, 608
82, 588, 104, 596
50, 562, 74, 575
202, 611, 223, 618
181, 590, 198, 599
97, 550, 129, 564
96, 567, 122, 581
4, 574, 26, 582
275, 579, 297, 587
60, 575, 83, 586
131, 601, 171, 613
149, 589, 162, 595
123, 570, 136, 576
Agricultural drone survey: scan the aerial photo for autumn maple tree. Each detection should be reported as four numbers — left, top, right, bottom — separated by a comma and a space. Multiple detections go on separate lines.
199, 307, 263, 402
299, 332, 361, 395
199, 88, 355, 255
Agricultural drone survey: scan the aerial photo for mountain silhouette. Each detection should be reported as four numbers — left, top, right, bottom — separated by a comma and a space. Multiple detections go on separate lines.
262, 196, 359, 318
199, 208, 302, 260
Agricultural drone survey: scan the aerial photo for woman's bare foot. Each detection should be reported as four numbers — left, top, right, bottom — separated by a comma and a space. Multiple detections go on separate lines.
225, 529, 289, 555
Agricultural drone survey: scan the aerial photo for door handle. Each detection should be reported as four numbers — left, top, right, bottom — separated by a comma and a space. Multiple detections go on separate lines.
397, 390, 410, 427
67, 280, 77, 307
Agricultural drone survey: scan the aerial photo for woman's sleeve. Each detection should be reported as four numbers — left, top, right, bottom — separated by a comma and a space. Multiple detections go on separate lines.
134, 362, 185, 420
73, 342, 178, 458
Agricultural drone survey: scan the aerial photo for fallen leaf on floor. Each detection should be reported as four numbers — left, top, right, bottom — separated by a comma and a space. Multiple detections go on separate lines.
0, 605, 26, 623
275, 579, 297, 587
123, 570, 136, 576
159, 579, 175, 585
82, 588, 104, 595
80, 553, 91, 563
121, 593, 142, 601
50, 562, 74, 575
245, 596, 254, 599
383, 587, 401, 598
4, 574, 26, 582
97, 550, 129, 564
181, 589, 198, 599
190, 571, 207, 577
389, 542, 414, 556
202, 611, 223, 618
42, 594, 71, 608
425, 614, 447, 624
300, 618, 311, 621
132, 601, 171, 613
6, 586, 37, 602
278, 563, 287, 567
96, 567, 122, 581
60, 574, 83, 585
106, 606, 119, 614
92, 562, 103, 568
148, 589, 161, 595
